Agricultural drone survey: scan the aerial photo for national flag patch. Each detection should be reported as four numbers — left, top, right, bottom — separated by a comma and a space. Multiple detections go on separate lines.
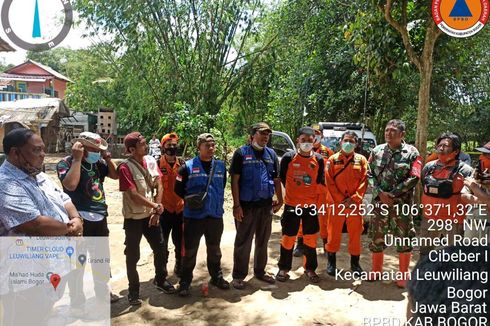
192, 167, 200, 173
244, 155, 253, 160
410, 155, 423, 178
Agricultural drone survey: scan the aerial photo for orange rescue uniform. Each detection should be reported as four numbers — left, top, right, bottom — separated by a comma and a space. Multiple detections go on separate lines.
421, 160, 472, 224
159, 156, 184, 213
278, 151, 324, 272
325, 152, 368, 256
297, 144, 332, 240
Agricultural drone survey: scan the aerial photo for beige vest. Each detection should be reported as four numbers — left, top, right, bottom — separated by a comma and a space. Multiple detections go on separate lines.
122, 157, 158, 219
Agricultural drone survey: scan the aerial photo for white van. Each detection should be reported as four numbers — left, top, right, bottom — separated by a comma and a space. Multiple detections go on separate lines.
319, 122, 377, 158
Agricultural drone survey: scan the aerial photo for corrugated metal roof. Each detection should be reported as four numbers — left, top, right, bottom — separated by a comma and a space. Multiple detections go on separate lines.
0, 98, 70, 126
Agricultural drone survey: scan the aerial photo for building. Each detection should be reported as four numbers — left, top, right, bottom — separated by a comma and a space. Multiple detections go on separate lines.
0, 37, 15, 52
98, 107, 117, 136
0, 98, 70, 153
0, 60, 72, 101
60, 111, 98, 136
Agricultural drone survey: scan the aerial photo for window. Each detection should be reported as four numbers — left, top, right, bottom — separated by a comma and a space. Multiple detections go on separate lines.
108, 116, 111, 119
100, 123, 104, 126
100, 115, 103, 119
269, 134, 294, 157
102, 129, 105, 133
108, 123, 111, 127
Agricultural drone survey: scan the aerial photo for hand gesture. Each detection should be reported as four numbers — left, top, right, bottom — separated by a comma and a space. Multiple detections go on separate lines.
72, 142, 84, 162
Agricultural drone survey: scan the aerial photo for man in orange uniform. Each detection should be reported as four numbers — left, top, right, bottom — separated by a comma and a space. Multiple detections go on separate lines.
159, 132, 185, 278
325, 131, 368, 276
276, 127, 325, 283
293, 127, 333, 257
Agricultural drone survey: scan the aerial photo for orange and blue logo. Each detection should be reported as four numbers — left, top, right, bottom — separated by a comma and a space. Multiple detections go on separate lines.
432, 0, 489, 37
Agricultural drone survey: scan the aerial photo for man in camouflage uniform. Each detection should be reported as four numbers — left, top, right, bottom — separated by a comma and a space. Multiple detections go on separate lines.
368, 119, 422, 287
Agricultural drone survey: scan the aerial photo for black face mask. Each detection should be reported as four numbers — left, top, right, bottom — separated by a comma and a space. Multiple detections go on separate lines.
17, 149, 42, 176
165, 147, 177, 156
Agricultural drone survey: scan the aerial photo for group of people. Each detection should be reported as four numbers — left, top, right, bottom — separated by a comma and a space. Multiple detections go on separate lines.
0, 119, 488, 307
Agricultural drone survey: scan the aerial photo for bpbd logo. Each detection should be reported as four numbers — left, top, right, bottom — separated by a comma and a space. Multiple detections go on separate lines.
1, 0, 73, 51
432, 0, 489, 37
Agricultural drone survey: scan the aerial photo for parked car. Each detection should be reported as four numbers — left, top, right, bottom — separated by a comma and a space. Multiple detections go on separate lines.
318, 122, 377, 158
268, 130, 296, 160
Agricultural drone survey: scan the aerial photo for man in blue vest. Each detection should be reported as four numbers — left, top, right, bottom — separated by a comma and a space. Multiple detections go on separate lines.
229, 122, 283, 289
174, 133, 229, 296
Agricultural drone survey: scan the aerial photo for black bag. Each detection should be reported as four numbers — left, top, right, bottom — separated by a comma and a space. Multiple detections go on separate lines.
423, 163, 460, 199
185, 192, 208, 210
184, 161, 216, 211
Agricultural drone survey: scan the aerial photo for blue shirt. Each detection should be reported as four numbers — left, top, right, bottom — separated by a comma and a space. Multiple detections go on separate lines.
0, 160, 71, 236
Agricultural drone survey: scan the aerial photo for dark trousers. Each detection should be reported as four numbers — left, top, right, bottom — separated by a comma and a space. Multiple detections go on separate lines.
232, 206, 272, 280
180, 217, 224, 285
83, 217, 110, 236
278, 205, 319, 271
124, 217, 165, 296
159, 210, 183, 277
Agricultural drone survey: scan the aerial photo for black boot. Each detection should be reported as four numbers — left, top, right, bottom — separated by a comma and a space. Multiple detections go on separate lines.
350, 255, 363, 276
326, 252, 336, 276
322, 238, 328, 257
293, 237, 304, 257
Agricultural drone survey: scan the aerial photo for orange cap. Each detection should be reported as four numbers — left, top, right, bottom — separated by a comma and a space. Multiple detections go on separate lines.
161, 132, 179, 146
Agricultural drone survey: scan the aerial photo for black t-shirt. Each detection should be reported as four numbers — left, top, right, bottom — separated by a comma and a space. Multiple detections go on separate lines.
174, 159, 227, 199
57, 156, 109, 216
229, 146, 279, 208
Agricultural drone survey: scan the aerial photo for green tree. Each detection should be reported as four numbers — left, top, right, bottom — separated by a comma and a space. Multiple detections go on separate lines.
74, 0, 275, 134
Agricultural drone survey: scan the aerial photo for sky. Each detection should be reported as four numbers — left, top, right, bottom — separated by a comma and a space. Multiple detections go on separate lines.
0, 0, 96, 65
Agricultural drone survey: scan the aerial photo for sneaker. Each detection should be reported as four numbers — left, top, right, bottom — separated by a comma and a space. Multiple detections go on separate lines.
275, 270, 290, 282
254, 273, 275, 284
210, 277, 230, 290
153, 279, 176, 294
128, 293, 142, 306
178, 283, 191, 297
305, 270, 320, 283
231, 279, 245, 290
110, 292, 122, 303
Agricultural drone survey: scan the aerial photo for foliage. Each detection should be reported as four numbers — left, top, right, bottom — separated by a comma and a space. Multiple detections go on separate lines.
23, 0, 489, 155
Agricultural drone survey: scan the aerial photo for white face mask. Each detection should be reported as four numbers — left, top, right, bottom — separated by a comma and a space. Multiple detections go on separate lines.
299, 142, 313, 152
252, 141, 264, 150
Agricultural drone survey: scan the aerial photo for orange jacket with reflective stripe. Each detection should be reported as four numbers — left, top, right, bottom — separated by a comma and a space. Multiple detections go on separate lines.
159, 156, 184, 213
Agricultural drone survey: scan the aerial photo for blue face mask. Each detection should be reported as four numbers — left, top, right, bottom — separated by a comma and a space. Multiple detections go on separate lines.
342, 142, 356, 154
85, 151, 101, 164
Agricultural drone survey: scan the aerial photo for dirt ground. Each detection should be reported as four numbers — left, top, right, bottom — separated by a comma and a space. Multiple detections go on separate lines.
43, 155, 413, 326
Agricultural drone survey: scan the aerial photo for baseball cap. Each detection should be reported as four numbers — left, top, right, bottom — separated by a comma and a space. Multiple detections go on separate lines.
124, 132, 145, 153
476, 142, 490, 154
197, 133, 215, 147
298, 126, 315, 137
250, 122, 272, 135
161, 132, 179, 146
